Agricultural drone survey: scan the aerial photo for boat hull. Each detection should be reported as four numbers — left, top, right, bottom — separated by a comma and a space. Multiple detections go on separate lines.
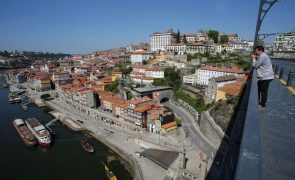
25, 118, 52, 147
13, 121, 37, 146
81, 139, 94, 153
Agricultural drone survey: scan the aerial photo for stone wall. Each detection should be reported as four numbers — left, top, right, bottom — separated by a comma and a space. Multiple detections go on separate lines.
199, 111, 224, 147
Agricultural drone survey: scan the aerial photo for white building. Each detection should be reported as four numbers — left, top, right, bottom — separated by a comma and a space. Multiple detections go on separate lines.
196, 65, 243, 86
165, 42, 215, 55
131, 66, 164, 78
166, 60, 187, 69
145, 68, 164, 78
185, 34, 197, 43
150, 28, 176, 52
130, 65, 164, 84
130, 50, 154, 64
274, 33, 295, 52
132, 76, 154, 84
183, 74, 198, 85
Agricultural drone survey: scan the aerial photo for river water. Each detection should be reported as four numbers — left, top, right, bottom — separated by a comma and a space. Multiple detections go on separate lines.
0, 70, 132, 180
272, 59, 295, 85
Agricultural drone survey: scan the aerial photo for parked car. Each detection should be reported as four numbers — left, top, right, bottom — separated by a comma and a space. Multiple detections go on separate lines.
77, 120, 84, 124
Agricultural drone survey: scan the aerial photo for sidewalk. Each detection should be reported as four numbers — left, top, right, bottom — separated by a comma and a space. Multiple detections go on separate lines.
258, 78, 295, 180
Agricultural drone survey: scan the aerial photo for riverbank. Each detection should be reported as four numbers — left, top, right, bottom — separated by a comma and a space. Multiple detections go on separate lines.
43, 98, 179, 180
0, 87, 132, 180
44, 100, 141, 179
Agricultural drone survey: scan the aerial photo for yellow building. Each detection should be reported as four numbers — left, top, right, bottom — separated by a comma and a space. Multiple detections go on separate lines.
161, 121, 177, 133
112, 71, 123, 81
216, 89, 227, 102
215, 82, 243, 102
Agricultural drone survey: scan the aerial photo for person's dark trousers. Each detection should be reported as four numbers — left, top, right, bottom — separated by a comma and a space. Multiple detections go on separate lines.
257, 79, 272, 107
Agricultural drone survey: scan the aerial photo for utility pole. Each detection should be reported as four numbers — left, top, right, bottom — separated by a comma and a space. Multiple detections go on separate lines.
253, 0, 279, 49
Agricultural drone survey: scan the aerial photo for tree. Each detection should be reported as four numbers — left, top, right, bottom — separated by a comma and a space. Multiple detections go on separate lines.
197, 29, 205, 33
153, 78, 168, 86
142, 60, 148, 65
164, 67, 181, 91
176, 30, 181, 43
182, 34, 188, 44
220, 35, 229, 44
105, 79, 119, 92
208, 30, 219, 43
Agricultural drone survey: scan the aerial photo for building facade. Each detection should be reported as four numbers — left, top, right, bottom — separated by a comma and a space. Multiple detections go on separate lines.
274, 33, 295, 53
130, 50, 154, 64
183, 74, 198, 85
205, 75, 237, 100
150, 28, 176, 52
196, 66, 243, 86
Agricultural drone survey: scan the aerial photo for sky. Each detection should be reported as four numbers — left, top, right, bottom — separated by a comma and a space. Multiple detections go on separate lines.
0, 0, 294, 54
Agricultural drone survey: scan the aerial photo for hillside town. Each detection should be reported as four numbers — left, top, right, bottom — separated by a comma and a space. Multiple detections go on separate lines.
2, 28, 291, 179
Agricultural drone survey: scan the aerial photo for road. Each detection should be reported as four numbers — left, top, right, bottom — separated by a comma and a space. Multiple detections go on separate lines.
46, 98, 182, 150
164, 102, 217, 157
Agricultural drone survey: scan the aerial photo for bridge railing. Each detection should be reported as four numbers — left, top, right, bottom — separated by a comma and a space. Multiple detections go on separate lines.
206, 68, 261, 180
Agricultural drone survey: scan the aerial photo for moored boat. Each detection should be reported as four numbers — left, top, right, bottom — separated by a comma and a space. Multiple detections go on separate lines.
9, 96, 21, 103
26, 118, 51, 147
13, 118, 37, 146
101, 161, 117, 180
80, 139, 94, 153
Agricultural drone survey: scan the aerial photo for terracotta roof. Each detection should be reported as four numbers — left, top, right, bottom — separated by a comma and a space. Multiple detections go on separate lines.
96, 90, 114, 98
146, 68, 164, 72
210, 75, 237, 82
132, 65, 149, 69
132, 76, 154, 80
130, 71, 145, 75
99, 77, 112, 83
218, 81, 243, 96
190, 42, 204, 46
71, 87, 88, 93
129, 97, 152, 105
133, 102, 156, 112
162, 121, 177, 129
200, 65, 243, 74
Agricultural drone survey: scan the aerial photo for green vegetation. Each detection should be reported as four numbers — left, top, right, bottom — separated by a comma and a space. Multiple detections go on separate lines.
105, 79, 119, 93
174, 91, 208, 113
182, 34, 187, 44
153, 78, 168, 86
208, 30, 219, 43
135, 84, 146, 88
174, 117, 182, 126
152, 67, 181, 91
220, 35, 229, 44
127, 92, 133, 100
187, 52, 251, 71
118, 62, 133, 75
187, 53, 206, 62
176, 30, 181, 43
211, 95, 240, 132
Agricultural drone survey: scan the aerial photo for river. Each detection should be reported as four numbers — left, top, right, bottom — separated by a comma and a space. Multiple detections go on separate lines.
0, 70, 132, 180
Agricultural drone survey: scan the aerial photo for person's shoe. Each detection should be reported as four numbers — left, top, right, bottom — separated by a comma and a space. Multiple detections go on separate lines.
259, 105, 265, 111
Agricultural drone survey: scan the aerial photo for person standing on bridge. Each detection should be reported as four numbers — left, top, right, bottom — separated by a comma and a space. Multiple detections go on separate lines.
252, 45, 274, 110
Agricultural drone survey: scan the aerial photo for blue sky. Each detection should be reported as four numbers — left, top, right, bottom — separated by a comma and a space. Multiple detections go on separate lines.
0, 0, 294, 54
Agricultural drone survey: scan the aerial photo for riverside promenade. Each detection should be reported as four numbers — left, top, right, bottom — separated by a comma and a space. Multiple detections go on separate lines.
45, 98, 180, 180
11, 82, 209, 179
